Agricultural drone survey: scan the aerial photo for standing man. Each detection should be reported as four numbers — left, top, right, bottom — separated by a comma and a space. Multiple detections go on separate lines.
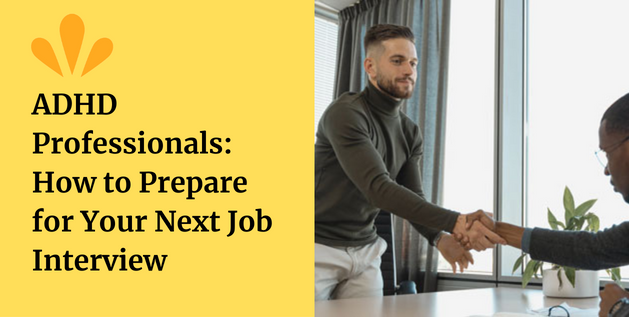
315, 24, 504, 301
463, 93, 629, 316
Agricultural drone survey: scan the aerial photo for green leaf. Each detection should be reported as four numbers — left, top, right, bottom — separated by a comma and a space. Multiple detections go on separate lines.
586, 213, 600, 232
557, 268, 563, 289
575, 199, 597, 217
611, 267, 622, 283
564, 186, 575, 223
522, 260, 538, 288
547, 208, 559, 230
512, 254, 526, 274
574, 216, 586, 231
533, 261, 543, 278
566, 218, 577, 231
564, 267, 576, 288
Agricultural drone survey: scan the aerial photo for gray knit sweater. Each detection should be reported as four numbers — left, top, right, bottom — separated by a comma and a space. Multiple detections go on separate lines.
315, 82, 459, 247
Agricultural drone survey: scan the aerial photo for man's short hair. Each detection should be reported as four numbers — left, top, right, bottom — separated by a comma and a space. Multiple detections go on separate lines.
603, 93, 629, 135
364, 24, 415, 56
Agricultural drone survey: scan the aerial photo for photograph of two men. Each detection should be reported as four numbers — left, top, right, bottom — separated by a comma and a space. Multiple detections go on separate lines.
315, 0, 629, 316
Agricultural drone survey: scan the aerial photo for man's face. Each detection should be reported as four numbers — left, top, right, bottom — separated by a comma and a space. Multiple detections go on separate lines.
367, 38, 418, 100
599, 120, 629, 203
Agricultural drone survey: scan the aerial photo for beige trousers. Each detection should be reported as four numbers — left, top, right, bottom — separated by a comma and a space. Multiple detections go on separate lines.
314, 237, 387, 301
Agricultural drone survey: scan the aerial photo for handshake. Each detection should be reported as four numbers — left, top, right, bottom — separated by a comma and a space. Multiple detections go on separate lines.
452, 210, 506, 251
436, 210, 506, 274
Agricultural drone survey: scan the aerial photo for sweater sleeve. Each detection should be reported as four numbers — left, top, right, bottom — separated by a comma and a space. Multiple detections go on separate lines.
529, 222, 629, 270
395, 140, 442, 244
324, 103, 460, 233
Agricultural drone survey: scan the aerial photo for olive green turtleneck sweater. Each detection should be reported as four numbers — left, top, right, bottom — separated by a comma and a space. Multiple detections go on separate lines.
315, 81, 459, 247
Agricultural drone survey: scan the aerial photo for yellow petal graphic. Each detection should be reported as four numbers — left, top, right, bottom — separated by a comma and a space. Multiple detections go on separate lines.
82, 38, 113, 76
31, 38, 62, 76
60, 14, 84, 74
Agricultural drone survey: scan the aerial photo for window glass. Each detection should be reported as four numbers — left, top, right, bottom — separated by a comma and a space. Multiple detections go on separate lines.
528, 0, 629, 279
440, 0, 495, 274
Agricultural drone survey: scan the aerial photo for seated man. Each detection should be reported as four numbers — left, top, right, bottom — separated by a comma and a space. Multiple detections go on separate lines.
315, 24, 504, 301
462, 93, 629, 316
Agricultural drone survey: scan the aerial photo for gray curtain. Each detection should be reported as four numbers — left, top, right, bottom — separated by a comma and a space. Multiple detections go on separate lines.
334, 0, 451, 292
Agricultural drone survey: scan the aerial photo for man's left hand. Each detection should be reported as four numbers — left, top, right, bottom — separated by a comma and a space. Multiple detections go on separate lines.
436, 233, 474, 273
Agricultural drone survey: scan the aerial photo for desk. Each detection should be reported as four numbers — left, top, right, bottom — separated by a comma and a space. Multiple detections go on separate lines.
315, 287, 600, 317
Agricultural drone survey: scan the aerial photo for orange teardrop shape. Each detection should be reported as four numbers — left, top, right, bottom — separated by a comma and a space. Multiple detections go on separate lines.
82, 38, 113, 76
60, 14, 84, 74
32, 38, 63, 76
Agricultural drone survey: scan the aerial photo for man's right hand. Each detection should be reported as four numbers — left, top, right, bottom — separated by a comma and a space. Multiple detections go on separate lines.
599, 283, 629, 317
452, 210, 506, 251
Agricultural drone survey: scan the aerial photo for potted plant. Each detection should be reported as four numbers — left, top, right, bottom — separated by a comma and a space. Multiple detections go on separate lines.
512, 186, 622, 297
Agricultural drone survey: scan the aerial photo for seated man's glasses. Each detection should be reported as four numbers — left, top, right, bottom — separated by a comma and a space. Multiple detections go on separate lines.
595, 135, 629, 168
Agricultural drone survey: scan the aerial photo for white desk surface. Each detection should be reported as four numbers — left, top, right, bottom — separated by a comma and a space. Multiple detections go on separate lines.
315, 287, 600, 317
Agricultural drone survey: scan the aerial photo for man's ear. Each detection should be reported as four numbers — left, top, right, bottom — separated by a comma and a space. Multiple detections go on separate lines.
364, 57, 377, 79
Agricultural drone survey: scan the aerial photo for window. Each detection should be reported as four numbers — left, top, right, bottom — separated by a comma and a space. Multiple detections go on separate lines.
314, 16, 338, 139
440, 0, 495, 275
528, 0, 629, 280
441, 0, 629, 286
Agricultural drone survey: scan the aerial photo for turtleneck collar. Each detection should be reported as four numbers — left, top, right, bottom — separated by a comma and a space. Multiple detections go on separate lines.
363, 80, 404, 117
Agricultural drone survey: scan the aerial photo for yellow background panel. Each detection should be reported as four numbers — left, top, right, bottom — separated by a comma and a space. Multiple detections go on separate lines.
0, 1, 313, 316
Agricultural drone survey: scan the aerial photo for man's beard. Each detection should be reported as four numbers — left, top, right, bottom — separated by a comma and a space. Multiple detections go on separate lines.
376, 74, 414, 99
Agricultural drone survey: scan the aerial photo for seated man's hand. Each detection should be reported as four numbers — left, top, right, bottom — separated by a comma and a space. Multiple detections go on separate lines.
452, 210, 506, 251
599, 283, 629, 317
436, 233, 474, 273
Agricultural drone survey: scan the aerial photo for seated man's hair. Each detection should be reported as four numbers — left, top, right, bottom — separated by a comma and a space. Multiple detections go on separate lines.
364, 24, 415, 56
603, 93, 629, 135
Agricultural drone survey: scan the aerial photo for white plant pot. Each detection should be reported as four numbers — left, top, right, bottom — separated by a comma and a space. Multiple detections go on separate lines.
542, 268, 599, 298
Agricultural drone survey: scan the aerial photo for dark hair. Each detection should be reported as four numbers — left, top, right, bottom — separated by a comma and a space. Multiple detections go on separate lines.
364, 24, 415, 55
602, 93, 629, 135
